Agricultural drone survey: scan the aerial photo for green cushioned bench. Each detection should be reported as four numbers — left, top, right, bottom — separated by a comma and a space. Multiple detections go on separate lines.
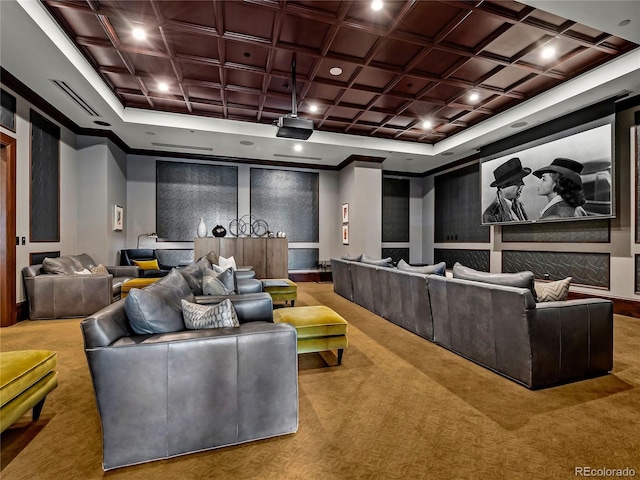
273, 305, 348, 365
0, 350, 58, 432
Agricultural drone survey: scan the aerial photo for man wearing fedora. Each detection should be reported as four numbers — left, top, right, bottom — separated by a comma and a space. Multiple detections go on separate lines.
482, 157, 531, 223
533, 158, 588, 219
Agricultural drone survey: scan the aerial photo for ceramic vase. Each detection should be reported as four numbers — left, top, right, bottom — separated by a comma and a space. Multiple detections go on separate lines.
197, 217, 207, 238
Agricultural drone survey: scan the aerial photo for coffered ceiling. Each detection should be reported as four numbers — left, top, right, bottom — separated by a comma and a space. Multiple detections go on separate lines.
1, 1, 639, 173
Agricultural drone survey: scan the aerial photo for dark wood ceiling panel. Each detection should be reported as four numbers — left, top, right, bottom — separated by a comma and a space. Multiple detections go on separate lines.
42, 0, 638, 145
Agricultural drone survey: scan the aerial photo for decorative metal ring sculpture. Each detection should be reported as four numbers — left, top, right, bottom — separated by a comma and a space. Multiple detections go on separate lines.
229, 215, 269, 237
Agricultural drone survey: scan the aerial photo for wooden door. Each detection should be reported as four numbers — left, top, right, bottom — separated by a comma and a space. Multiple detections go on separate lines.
1, 133, 17, 326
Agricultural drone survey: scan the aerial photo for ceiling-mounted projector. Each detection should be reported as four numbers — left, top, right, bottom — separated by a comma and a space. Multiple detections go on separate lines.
276, 115, 314, 140
276, 53, 314, 140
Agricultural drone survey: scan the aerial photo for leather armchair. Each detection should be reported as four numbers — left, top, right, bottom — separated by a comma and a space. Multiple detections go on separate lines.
80, 293, 299, 470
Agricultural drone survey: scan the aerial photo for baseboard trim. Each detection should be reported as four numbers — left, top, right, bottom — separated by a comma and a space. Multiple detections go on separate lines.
16, 301, 28, 322
568, 292, 640, 318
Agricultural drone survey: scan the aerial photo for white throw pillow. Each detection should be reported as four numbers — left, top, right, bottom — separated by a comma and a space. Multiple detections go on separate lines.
181, 299, 239, 329
219, 255, 237, 271
74, 268, 92, 275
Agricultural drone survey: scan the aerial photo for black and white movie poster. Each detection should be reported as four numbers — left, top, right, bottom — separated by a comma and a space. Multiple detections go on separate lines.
480, 124, 613, 225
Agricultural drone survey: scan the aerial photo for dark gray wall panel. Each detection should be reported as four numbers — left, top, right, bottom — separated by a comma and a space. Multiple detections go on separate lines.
502, 250, 609, 288
30, 251, 60, 266
30, 110, 60, 242
434, 164, 489, 243
156, 161, 238, 241
288, 248, 319, 270
156, 249, 194, 267
382, 248, 409, 265
636, 255, 640, 294
1, 89, 16, 130
434, 249, 490, 271
636, 126, 640, 242
382, 178, 409, 242
502, 219, 610, 243
250, 169, 318, 242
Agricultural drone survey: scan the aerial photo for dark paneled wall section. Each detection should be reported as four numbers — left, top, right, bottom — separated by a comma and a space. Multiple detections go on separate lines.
1, 89, 16, 131
29, 251, 60, 266
382, 178, 409, 242
289, 248, 319, 270
434, 249, 490, 271
502, 219, 610, 243
30, 110, 60, 242
502, 251, 610, 288
434, 164, 490, 243
250, 168, 319, 242
382, 248, 409, 266
156, 161, 238, 242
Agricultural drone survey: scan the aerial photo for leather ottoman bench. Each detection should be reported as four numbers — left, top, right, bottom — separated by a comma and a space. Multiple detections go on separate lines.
0, 350, 58, 432
261, 279, 297, 306
120, 277, 161, 298
273, 305, 348, 365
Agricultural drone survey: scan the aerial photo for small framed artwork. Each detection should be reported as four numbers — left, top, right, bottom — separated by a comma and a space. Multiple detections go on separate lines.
113, 205, 124, 231
342, 224, 349, 245
342, 203, 349, 224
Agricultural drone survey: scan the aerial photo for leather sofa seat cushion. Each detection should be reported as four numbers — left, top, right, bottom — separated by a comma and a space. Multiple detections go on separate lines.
125, 269, 194, 334
452, 262, 537, 301
361, 255, 393, 267
41, 256, 80, 275
397, 259, 446, 276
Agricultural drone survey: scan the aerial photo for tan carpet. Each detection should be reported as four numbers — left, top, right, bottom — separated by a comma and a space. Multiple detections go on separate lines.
1, 282, 639, 479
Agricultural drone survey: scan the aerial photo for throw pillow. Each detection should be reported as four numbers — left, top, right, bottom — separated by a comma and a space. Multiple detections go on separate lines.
452, 262, 537, 301
133, 259, 160, 270
210, 264, 237, 293
205, 251, 219, 266
74, 268, 92, 275
181, 299, 239, 329
341, 253, 363, 262
177, 257, 211, 295
397, 259, 446, 276
90, 264, 109, 275
535, 277, 572, 302
202, 267, 234, 295
219, 255, 237, 271
361, 254, 393, 268
41, 256, 79, 275
125, 269, 194, 334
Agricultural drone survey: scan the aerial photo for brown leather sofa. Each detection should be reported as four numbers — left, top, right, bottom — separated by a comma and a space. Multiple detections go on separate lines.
22, 253, 139, 320
331, 258, 614, 389
81, 266, 298, 470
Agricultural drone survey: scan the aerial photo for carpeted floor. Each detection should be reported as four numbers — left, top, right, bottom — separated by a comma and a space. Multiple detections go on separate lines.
1, 282, 639, 479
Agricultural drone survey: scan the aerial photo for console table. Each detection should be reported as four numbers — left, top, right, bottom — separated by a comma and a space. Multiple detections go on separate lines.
194, 237, 288, 279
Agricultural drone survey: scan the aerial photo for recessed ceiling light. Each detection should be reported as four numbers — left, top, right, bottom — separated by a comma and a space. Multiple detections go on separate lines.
372, 0, 383, 11
294, 144, 303, 152
310, 104, 318, 113
469, 92, 479, 102
94, 120, 111, 127
145, 131, 156, 135
511, 121, 528, 128
422, 120, 432, 129
158, 82, 169, 92
329, 67, 343, 76
240, 140, 254, 146
132, 27, 146, 40
541, 46, 556, 59
618, 19, 631, 27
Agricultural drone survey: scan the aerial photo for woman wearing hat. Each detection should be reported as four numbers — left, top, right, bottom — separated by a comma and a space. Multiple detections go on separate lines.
534, 158, 588, 219
482, 157, 531, 223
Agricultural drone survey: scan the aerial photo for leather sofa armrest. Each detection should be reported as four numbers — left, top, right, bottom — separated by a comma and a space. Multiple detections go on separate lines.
195, 292, 273, 323
235, 269, 256, 280
106, 266, 142, 278
237, 278, 263, 294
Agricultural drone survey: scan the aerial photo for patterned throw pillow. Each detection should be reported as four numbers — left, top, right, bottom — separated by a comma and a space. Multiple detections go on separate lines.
133, 259, 160, 270
534, 277, 572, 302
181, 299, 239, 329
90, 264, 109, 275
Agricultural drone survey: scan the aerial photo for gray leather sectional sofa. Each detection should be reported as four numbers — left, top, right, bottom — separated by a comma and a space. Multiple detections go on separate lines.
81, 261, 298, 470
331, 258, 614, 389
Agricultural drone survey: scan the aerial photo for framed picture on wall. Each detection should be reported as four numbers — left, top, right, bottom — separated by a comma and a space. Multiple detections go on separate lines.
342, 224, 349, 245
342, 203, 349, 223
113, 205, 124, 231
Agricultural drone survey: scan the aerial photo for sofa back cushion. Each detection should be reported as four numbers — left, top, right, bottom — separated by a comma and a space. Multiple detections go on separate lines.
361, 254, 393, 268
341, 253, 362, 262
452, 262, 537, 301
177, 257, 212, 295
397, 259, 446, 276
125, 269, 194, 334
41, 256, 80, 275
70, 253, 97, 270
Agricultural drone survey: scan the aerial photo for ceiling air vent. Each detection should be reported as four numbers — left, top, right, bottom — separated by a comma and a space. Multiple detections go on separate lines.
151, 142, 213, 152
273, 153, 323, 161
50, 80, 100, 117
